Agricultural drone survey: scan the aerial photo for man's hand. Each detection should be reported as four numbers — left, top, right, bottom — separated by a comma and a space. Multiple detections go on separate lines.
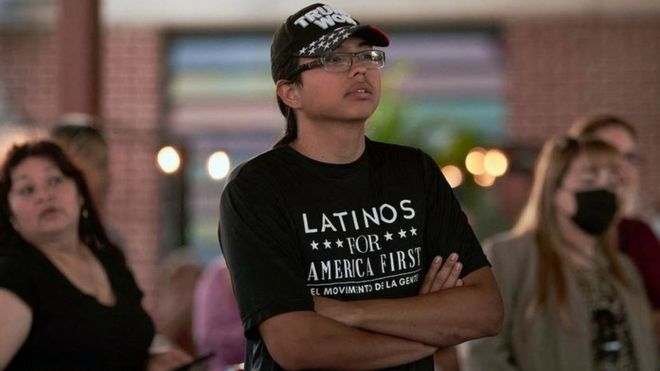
314, 253, 464, 326
419, 253, 463, 295
309, 253, 501, 352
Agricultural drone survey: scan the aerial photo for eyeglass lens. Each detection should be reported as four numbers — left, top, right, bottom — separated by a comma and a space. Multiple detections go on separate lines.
323, 50, 385, 72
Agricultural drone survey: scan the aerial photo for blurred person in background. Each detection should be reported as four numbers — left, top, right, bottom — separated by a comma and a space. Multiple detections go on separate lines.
0, 140, 191, 370
495, 142, 539, 228
50, 113, 109, 219
49, 113, 125, 248
460, 136, 657, 371
155, 248, 202, 356
569, 114, 653, 221
570, 114, 660, 338
193, 257, 245, 371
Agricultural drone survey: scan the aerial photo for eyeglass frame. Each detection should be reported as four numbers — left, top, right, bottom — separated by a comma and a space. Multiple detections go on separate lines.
285, 49, 386, 81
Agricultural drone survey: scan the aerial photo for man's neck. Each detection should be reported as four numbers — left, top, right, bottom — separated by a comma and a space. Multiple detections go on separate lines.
290, 118, 367, 164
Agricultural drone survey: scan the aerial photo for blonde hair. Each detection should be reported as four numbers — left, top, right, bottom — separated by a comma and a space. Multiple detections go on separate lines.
513, 135, 632, 328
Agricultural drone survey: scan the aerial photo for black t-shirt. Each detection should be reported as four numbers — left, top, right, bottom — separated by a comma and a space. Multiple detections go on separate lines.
219, 139, 489, 371
0, 243, 155, 370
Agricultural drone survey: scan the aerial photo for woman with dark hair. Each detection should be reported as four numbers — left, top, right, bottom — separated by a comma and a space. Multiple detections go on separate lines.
0, 140, 188, 370
460, 136, 657, 370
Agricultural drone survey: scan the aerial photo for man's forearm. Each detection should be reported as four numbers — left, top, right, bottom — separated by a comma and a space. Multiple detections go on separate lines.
260, 311, 437, 370
318, 267, 503, 347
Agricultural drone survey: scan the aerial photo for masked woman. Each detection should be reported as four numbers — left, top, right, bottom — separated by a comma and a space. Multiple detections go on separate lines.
0, 140, 187, 370
459, 136, 657, 371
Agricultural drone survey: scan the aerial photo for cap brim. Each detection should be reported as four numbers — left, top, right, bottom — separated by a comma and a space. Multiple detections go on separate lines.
351, 25, 390, 48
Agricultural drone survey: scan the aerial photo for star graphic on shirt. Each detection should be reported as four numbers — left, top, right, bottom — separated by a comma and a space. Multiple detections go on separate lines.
384, 232, 393, 241
410, 227, 418, 236
335, 239, 344, 248
398, 229, 407, 238
310, 240, 319, 250
323, 240, 332, 249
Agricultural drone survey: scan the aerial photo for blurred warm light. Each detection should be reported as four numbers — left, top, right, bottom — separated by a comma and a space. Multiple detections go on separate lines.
0, 131, 31, 164
484, 149, 509, 177
474, 173, 496, 187
207, 151, 231, 180
465, 147, 486, 175
157, 146, 181, 174
441, 165, 463, 188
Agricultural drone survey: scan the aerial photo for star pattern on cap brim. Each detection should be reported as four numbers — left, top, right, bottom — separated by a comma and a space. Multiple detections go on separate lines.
297, 26, 353, 57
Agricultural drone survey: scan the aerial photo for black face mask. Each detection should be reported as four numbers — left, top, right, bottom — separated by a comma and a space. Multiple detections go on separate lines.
571, 189, 618, 236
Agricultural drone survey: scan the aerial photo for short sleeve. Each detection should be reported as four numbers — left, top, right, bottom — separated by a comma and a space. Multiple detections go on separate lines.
219, 170, 314, 338
420, 151, 490, 277
0, 252, 37, 309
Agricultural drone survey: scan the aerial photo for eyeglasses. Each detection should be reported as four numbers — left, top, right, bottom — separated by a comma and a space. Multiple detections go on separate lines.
286, 50, 386, 80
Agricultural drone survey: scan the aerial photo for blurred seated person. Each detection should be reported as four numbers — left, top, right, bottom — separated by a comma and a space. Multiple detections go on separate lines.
570, 114, 660, 336
0, 140, 190, 370
496, 142, 539, 227
459, 136, 657, 370
193, 257, 245, 371
155, 248, 202, 355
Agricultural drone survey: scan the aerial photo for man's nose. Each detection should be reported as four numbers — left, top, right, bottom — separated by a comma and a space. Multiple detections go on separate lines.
349, 57, 368, 76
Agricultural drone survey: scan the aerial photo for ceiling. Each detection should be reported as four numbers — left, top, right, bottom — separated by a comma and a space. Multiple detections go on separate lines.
102, 0, 660, 27
3, 0, 659, 29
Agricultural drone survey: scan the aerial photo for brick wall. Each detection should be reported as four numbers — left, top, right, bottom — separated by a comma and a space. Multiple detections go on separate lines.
0, 27, 164, 310
102, 28, 163, 310
505, 16, 660, 211
0, 31, 58, 125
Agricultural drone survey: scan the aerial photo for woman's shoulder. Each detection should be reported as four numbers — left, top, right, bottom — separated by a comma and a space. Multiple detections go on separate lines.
483, 230, 536, 257
482, 230, 538, 278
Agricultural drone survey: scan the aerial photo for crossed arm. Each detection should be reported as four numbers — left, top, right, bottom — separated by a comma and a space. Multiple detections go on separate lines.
259, 254, 504, 370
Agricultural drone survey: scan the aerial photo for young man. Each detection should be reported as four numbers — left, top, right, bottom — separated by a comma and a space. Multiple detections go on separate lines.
218, 3, 503, 370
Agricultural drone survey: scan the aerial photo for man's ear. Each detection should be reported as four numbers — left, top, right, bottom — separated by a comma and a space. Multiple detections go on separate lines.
276, 80, 302, 109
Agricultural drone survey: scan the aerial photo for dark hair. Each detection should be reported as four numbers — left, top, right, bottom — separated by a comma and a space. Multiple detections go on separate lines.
0, 140, 119, 254
569, 114, 637, 140
273, 57, 302, 148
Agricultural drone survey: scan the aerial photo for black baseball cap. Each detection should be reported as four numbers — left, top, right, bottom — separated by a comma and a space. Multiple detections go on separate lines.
270, 3, 390, 81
